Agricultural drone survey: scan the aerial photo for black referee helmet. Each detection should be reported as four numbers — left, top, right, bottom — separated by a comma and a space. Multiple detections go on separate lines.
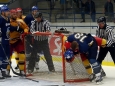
97, 16, 106, 24
34, 12, 42, 18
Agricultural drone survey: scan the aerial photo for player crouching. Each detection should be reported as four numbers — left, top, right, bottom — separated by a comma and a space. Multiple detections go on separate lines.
64, 32, 107, 84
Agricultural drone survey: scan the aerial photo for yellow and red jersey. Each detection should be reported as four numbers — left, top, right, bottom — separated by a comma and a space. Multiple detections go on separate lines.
10, 18, 29, 44
94, 37, 107, 46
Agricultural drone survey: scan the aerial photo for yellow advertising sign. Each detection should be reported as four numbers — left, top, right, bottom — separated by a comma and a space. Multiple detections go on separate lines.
0, 0, 9, 3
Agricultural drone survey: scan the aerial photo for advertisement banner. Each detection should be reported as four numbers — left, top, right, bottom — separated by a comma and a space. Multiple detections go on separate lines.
49, 36, 62, 56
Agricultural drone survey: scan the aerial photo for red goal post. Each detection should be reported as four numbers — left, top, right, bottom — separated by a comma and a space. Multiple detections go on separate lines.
24, 32, 89, 83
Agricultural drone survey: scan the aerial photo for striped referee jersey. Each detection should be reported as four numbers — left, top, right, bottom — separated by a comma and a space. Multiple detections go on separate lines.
96, 24, 115, 47
30, 18, 50, 41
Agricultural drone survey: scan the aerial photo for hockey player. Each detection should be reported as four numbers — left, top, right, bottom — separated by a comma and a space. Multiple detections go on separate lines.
24, 6, 38, 27
24, 6, 39, 72
64, 35, 107, 78
13, 7, 26, 71
6, 9, 29, 76
0, 5, 23, 79
65, 32, 103, 83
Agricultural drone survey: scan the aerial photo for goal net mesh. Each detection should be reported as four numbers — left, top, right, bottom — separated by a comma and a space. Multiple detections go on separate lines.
24, 32, 89, 82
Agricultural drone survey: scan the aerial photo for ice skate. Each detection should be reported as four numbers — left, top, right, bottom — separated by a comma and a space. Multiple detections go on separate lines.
101, 70, 106, 78
0, 70, 5, 82
28, 69, 34, 74
20, 71, 26, 78
2, 71, 11, 78
15, 65, 19, 72
0, 76, 5, 82
89, 73, 96, 82
35, 62, 39, 72
95, 75, 103, 84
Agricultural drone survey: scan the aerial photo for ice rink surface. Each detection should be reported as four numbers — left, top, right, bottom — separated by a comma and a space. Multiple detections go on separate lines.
0, 59, 115, 86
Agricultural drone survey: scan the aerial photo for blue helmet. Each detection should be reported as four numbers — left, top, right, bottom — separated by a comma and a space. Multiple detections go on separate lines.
1, 5, 9, 12
64, 49, 74, 62
31, 6, 39, 11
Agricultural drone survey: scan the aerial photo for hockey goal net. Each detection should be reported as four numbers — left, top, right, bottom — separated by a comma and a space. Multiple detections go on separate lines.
24, 32, 89, 82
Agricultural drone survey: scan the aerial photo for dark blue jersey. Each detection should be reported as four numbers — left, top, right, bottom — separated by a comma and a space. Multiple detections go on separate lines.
24, 14, 34, 28
67, 33, 94, 53
0, 16, 17, 44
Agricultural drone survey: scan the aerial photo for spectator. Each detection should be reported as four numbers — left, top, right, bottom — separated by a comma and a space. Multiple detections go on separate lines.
81, 0, 96, 22
59, 0, 68, 18
104, 0, 114, 22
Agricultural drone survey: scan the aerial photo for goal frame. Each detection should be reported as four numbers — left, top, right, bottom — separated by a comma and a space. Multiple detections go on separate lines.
24, 32, 89, 83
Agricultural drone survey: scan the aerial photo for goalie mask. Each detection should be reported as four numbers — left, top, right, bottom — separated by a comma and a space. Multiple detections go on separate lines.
64, 49, 75, 62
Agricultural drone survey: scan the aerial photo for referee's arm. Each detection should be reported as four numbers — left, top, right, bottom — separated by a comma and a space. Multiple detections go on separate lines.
96, 29, 99, 37
107, 29, 115, 47
43, 20, 51, 32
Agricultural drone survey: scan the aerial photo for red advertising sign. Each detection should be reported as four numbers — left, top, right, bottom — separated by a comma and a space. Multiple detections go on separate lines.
49, 36, 62, 56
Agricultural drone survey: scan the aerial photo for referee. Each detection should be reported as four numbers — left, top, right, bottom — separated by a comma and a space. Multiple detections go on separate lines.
28, 12, 55, 73
96, 16, 115, 76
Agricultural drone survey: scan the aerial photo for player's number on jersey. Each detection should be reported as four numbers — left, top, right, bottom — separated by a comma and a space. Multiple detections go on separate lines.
74, 33, 87, 42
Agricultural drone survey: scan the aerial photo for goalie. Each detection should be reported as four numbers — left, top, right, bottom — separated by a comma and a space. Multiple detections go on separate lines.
64, 32, 107, 83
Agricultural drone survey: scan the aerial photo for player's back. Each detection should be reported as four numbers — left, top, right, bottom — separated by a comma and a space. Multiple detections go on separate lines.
24, 14, 34, 28
0, 16, 11, 44
67, 33, 94, 53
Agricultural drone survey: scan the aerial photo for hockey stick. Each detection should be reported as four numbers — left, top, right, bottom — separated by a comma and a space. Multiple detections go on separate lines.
0, 43, 22, 76
0, 43, 40, 82
13, 75, 39, 82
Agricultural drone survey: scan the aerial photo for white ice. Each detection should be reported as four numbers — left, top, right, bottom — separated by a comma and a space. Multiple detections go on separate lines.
0, 59, 115, 86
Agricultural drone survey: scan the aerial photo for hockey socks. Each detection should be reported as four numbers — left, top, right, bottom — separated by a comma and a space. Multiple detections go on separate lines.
18, 53, 25, 71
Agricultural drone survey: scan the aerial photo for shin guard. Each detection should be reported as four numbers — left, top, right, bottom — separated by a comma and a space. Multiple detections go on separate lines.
18, 54, 25, 71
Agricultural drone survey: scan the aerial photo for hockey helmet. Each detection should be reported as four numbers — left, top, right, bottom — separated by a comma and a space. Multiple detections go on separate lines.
34, 12, 42, 18
64, 49, 75, 62
16, 8, 22, 12
1, 5, 9, 12
97, 16, 106, 24
10, 9, 17, 13
31, 6, 39, 11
